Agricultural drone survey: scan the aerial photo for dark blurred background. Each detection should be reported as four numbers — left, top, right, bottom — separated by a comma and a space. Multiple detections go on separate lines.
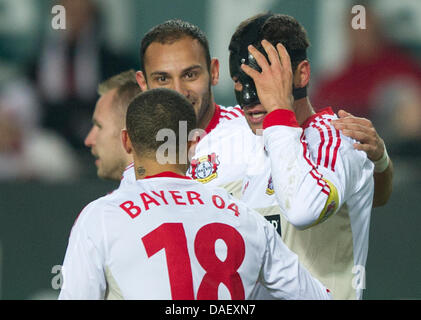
0, 0, 420, 299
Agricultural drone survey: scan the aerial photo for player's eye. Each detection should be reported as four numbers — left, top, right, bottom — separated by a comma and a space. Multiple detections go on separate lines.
93, 120, 102, 130
153, 75, 169, 84
184, 71, 198, 80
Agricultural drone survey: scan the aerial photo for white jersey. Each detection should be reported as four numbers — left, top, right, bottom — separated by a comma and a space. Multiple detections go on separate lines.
242, 108, 374, 299
186, 104, 256, 199
120, 105, 256, 198
58, 172, 331, 300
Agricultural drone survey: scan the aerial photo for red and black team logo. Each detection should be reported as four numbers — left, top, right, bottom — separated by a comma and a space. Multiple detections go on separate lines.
189, 153, 220, 183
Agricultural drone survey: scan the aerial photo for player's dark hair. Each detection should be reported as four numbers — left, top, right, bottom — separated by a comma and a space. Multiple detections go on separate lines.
126, 88, 197, 159
139, 19, 211, 74
231, 13, 311, 72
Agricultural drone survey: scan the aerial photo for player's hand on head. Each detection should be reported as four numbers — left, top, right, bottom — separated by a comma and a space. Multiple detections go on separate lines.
331, 109, 385, 161
240, 40, 294, 113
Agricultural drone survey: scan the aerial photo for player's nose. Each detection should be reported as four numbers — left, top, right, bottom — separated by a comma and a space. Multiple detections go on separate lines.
171, 80, 188, 97
84, 127, 96, 147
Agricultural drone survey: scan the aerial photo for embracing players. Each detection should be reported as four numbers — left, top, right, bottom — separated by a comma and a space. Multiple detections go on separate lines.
59, 88, 331, 300
78, 17, 393, 299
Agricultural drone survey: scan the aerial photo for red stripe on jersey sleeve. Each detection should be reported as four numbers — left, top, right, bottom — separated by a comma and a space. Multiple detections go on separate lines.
220, 115, 232, 121
263, 109, 300, 129
300, 132, 330, 196
301, 107, 335, 129
311, 123, 325, 167
220, 109, 239, 119
312, 119, 341, 172
331, 128, 341, 171
233, 106, 244, 115
300, 131, 314, 168
321, 120, 333, 169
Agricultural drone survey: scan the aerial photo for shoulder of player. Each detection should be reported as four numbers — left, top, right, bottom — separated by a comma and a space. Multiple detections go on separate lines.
208, 105, 252, 137
218, 105, 244, 119
72, 192, 121, 230
303, 109, 368, 169
303, 109, 357, 150
217, 105, 248, 127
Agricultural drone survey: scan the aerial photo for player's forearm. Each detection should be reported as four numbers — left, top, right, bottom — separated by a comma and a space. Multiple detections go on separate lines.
263, 111, 340, 229
265, 136, 339, 229
373, 159, 393, 207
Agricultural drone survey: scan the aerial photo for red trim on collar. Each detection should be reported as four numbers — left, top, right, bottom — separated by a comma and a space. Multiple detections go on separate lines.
204, 104, 221, 134
120, 162, 135, 180
301, 107, 335, 129
262, 109, 300, 129
124, 162, 134, 171
143, 171, 192, 180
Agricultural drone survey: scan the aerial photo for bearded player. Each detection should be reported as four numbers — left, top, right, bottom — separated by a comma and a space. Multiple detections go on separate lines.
81, 19, 391, 299
130, 19, 391, 217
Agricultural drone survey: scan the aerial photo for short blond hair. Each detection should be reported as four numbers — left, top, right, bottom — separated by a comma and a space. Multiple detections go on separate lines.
97, 70, 142, 127
97, 69, 138, 95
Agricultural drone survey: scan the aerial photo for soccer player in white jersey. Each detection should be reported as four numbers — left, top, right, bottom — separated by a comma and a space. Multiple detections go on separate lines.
129, 19, 392, 216
77, 19, 391, 300
134, 20, 256, 198
133, 19, 392, 201
228, 13, 390, 299
58, 87, 331, 300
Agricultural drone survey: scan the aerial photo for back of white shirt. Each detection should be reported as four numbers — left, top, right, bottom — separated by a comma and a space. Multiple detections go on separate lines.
59, 173, 330, 300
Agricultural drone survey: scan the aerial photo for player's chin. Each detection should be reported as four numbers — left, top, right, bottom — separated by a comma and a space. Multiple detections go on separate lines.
97, 169, 112, 180
97, 167, 105, 178
96, 163, 107, 178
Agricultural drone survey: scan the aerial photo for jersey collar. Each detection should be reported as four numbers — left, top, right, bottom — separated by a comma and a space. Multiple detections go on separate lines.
144, 171, 192, 180
204, 104, 221, 134
301, 107, 335, 129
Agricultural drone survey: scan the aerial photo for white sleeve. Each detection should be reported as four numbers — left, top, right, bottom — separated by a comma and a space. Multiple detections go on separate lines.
259, 218, 332, 300
58, 203, 106, 300
262, 110, 345, 229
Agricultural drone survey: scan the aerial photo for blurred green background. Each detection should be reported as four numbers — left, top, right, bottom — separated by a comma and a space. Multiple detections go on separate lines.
0, 0, 420, 299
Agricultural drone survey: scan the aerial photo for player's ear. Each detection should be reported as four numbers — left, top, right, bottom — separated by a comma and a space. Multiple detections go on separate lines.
294, 60, 310, 89
136, 70, 148, 92
210, 58, 220, 86
121, 129, 133, 155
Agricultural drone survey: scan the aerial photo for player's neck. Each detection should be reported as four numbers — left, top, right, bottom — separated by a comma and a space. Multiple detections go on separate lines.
133, 157, 187, 180
294, 97, 316, 125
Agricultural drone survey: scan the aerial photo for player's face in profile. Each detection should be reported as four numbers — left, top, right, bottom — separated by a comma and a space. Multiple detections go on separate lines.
232, 77, 266, 135
84, 89, 128, 180
141, 37, 217, 127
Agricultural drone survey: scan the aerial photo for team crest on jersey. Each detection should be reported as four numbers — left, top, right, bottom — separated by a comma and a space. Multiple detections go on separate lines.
266, 176, 275, 195
189, 153, 220, 183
